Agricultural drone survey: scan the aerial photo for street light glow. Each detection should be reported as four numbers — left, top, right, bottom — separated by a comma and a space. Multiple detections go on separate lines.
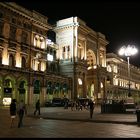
118, 45, 126, 56
118, 45, 138, 57
118, 45, 138, 97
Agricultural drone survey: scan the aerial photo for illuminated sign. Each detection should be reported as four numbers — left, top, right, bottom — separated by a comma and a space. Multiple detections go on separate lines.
3, 97, 11, 106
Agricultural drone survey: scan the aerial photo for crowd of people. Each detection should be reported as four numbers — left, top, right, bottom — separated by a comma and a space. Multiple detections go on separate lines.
66, 99, 95, 118
68, 99, 94, 110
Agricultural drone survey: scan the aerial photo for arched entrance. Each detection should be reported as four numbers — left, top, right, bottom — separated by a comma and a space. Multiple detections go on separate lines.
46, 81, 53, 101
33, 80, 40, 105
3, 76, 16, 105
17, 78, 28, 104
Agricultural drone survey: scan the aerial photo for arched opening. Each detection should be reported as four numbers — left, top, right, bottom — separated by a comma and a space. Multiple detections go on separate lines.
87, 50, 96, 70
34, 80, 40, 94
18, 81, 25, 93
78, 43, 84, 60
3, 78, 13, 106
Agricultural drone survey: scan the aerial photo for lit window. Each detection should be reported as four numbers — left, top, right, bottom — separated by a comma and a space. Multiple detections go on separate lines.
78, 78, 82, 85
46, 39, 54, 45
107, 65, 112, 72
100, 82, 103, 88
47, 54, 53, 61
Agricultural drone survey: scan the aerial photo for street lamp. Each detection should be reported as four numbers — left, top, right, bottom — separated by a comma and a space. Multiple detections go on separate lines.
118, 45, 138, 97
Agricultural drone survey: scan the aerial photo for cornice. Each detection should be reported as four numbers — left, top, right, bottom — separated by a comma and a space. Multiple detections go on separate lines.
0, 2, 52, 30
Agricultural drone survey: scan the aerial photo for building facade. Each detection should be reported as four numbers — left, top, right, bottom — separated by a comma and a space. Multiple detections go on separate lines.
106, 53, 140, 103
54, 17, 109, 103
0, 2, 71, 106
2, 2, 140, 107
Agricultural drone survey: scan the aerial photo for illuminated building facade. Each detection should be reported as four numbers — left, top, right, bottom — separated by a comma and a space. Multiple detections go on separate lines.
0, 2, 109, 106
106, 53, 140, 103
54, 17, 109, 103
0, 2, 71, 106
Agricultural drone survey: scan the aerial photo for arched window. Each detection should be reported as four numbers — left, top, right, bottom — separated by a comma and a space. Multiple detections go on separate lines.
34, 80, 40, 94
4, 79, 12, 94
19, 81, 25, 88
47, 81, 53, 94
107, 65, 112, 72
56, 83, 60, 90
4, 79, 11, 87
78, 44, 83, 59
63, 83, 68, 91
87, 50, 96, 70
40, 37, 45, 49
34, 36, 37, 46
19, 81, 26, 94
34, 35, 40, 47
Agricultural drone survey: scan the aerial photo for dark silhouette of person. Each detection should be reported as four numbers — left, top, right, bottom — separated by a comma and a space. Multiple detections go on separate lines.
10, 99, 16, 128
71, 100, 75, 111
34, 99, 40, 115
89, 100, 95, 119
17, 99, 26, 128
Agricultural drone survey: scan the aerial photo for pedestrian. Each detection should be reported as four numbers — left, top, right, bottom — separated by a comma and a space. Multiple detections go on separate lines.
64, 100, 68, 109
75, 101, 79, 110
89, 100, 95, 119
17, 99, 26, 128
10, 99, 16, 128
34, 99, 40, 115
71, 100, 74, 111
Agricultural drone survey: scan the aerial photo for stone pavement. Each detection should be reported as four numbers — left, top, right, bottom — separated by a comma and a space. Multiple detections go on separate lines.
28, 105, 138, 125
1, 105, 140, 138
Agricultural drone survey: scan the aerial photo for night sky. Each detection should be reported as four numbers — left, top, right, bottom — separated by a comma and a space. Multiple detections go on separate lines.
15, 0, 140, 67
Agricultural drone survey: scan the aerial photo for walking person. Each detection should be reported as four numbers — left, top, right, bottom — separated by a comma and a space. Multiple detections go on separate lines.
10, 99, 16, 128
71, 100, 74, 111
89, 100, 95, 119
34, 99, 40, 115
17, 99, 26, 128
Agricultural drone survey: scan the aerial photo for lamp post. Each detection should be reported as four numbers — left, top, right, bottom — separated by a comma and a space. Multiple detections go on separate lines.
118, 45, 138, 97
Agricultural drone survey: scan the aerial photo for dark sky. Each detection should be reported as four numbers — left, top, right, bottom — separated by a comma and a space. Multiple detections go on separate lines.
15, 0, 140, 67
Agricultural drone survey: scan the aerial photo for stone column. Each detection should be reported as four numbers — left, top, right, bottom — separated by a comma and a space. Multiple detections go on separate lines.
40, 87, 46, 106
83, 73, 87, 98
28, 86, 33, 106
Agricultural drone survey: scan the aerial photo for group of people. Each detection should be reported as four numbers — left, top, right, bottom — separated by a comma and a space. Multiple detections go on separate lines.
10, 99, 27, 128
70, 99, 95, 119
10, 99, 40, 128
10, 98, 94, 128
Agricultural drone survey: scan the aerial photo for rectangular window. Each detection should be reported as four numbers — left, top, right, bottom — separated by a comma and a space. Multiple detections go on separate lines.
10, 26, 16, 40
0, 22, 3, 36
22, 31, 28, 44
